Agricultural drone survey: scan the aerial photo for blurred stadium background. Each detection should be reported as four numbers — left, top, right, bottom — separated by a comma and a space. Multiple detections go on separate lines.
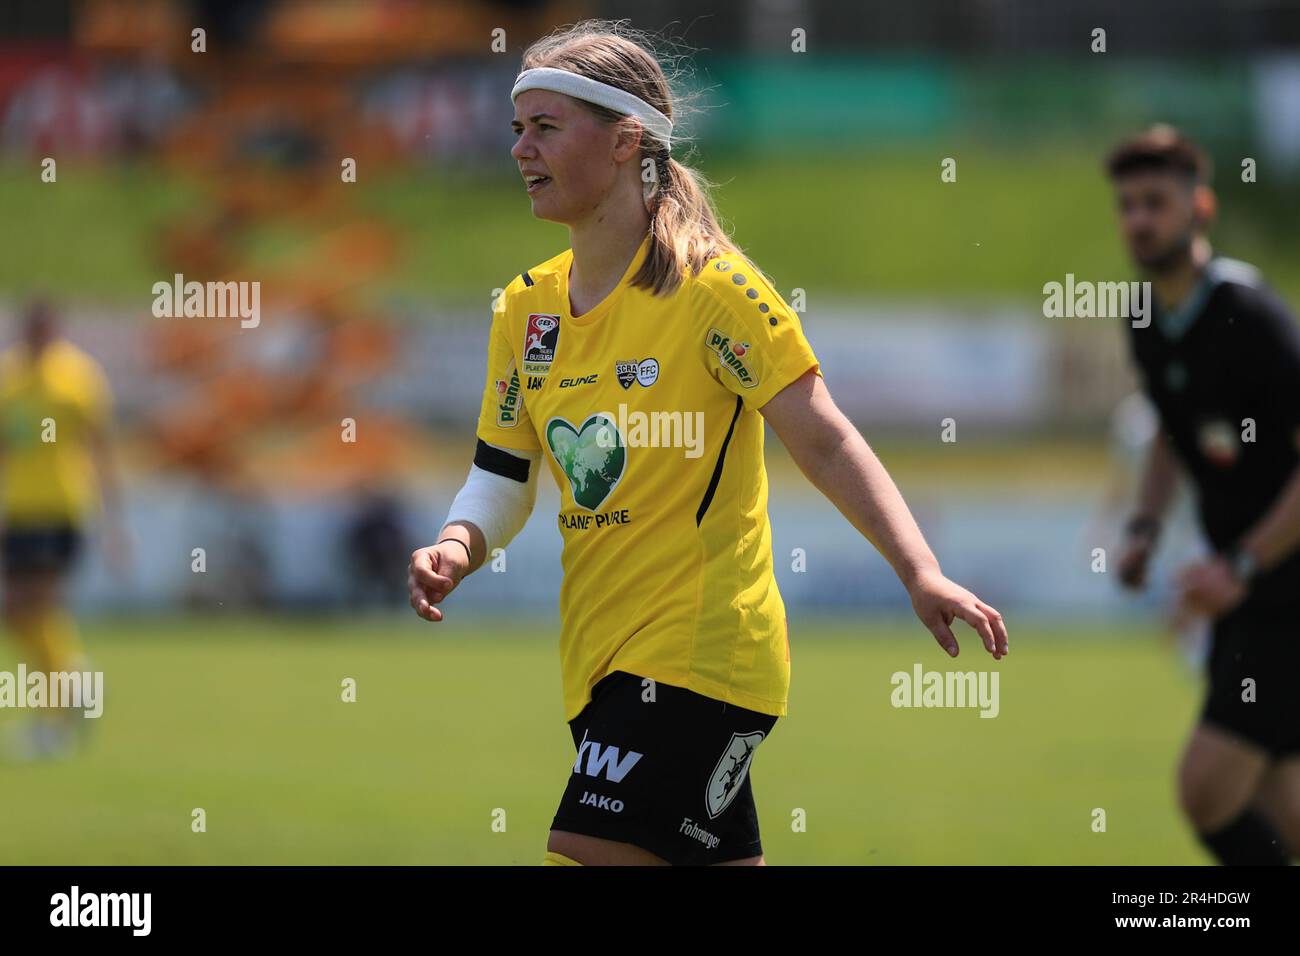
1, 0, 1298, 864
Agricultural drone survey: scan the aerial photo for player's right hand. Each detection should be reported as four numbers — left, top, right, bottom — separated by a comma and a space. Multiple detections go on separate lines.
408, 544, 468, 622
1117, 534, 1154, 589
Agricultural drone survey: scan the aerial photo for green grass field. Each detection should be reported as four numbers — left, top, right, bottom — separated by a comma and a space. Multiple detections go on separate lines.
0, 612, 1209, 865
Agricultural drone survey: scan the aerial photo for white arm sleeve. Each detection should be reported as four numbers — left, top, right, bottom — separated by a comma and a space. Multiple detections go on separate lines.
442, 443, 540, 555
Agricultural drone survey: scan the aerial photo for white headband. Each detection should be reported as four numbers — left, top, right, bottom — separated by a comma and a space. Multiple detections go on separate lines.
511, 67, 673, 151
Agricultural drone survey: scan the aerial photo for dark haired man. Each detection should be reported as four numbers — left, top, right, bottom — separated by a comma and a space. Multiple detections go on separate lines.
1107, 125, 1300, 864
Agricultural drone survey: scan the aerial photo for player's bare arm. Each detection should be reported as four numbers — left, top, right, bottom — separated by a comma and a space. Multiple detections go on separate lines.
408, 519, 485, 622
1118, 428, 1181, 589
760, 367, 1008, 660
88, 422, 131, 573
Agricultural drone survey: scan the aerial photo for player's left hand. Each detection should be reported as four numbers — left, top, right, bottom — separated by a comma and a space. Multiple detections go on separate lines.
1175, 557, 1247, 618
907, 568, 1009, 660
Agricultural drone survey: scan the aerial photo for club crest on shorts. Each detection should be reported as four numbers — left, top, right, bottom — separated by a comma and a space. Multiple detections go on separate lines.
523, 313, 560, 376
706, 730, 765, 819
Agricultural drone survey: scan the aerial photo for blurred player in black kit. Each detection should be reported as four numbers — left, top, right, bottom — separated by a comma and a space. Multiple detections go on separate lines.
1108, 126, 1300, 865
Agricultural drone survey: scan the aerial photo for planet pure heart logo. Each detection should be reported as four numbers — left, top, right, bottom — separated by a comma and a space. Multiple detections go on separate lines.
546, 414, 626, 511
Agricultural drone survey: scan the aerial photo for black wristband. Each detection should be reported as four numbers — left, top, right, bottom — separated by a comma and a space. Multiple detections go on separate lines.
436, 538, 473, 565
1125, 514, 1162, 540
1222, 545, 1258, 583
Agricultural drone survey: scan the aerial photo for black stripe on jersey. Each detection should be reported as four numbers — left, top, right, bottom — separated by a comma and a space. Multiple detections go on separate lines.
474, 439, 531, 483
696, 395, 744, 526
521, 271, 534, 287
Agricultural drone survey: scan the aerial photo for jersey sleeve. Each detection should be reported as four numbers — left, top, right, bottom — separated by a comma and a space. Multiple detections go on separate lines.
473, 284, 542, 453
693, 256, 821, 411
1242, 287, 1300, 435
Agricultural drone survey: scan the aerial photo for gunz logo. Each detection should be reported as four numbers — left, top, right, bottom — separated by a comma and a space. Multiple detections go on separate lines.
705, 329, 758, 388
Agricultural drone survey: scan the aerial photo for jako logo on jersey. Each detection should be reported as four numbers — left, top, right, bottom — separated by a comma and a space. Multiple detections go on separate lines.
526, 376, 545, 390
523, 313, 560, 376
615, 358, 659, 389
705, 329, 758, 388
705, 730, 765, 819
573, 729, 643, 782
494, 362, 522, 428
579, 791, 626, 813
559, 374, 599, 389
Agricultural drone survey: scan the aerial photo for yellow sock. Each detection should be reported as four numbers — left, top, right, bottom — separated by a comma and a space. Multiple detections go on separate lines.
542, 850, 583, 866
38, 607, 86, 674
7, 609, 51, 671
5, 606, 84, 728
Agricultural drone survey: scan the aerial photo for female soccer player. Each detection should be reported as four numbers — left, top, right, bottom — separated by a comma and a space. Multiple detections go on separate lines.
408, 20, 1008, 866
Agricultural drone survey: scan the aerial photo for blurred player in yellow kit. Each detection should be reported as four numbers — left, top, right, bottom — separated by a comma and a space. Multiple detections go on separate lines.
0, 300, 128, 759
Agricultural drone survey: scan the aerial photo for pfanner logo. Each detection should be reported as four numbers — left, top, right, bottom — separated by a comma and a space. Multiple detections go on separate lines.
573, 729, 643, 783
705, 328, 758, 388
495, 362, 522, 428
50, 886, 151, 936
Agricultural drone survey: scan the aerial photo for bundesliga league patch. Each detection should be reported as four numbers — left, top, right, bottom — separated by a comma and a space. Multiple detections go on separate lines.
523, 313, 561, 377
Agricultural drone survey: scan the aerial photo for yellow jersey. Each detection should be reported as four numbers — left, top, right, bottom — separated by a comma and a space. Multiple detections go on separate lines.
475, 234, 821, 720
0, 339, 113, 526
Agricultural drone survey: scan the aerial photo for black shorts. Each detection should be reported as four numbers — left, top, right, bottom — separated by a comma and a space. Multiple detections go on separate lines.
0, 525, 84, 576
551, 670, 779, 865
1201, 600, 1300, 758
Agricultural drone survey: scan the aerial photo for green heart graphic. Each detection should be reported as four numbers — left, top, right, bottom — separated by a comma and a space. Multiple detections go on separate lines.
546, 414, 626, 511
